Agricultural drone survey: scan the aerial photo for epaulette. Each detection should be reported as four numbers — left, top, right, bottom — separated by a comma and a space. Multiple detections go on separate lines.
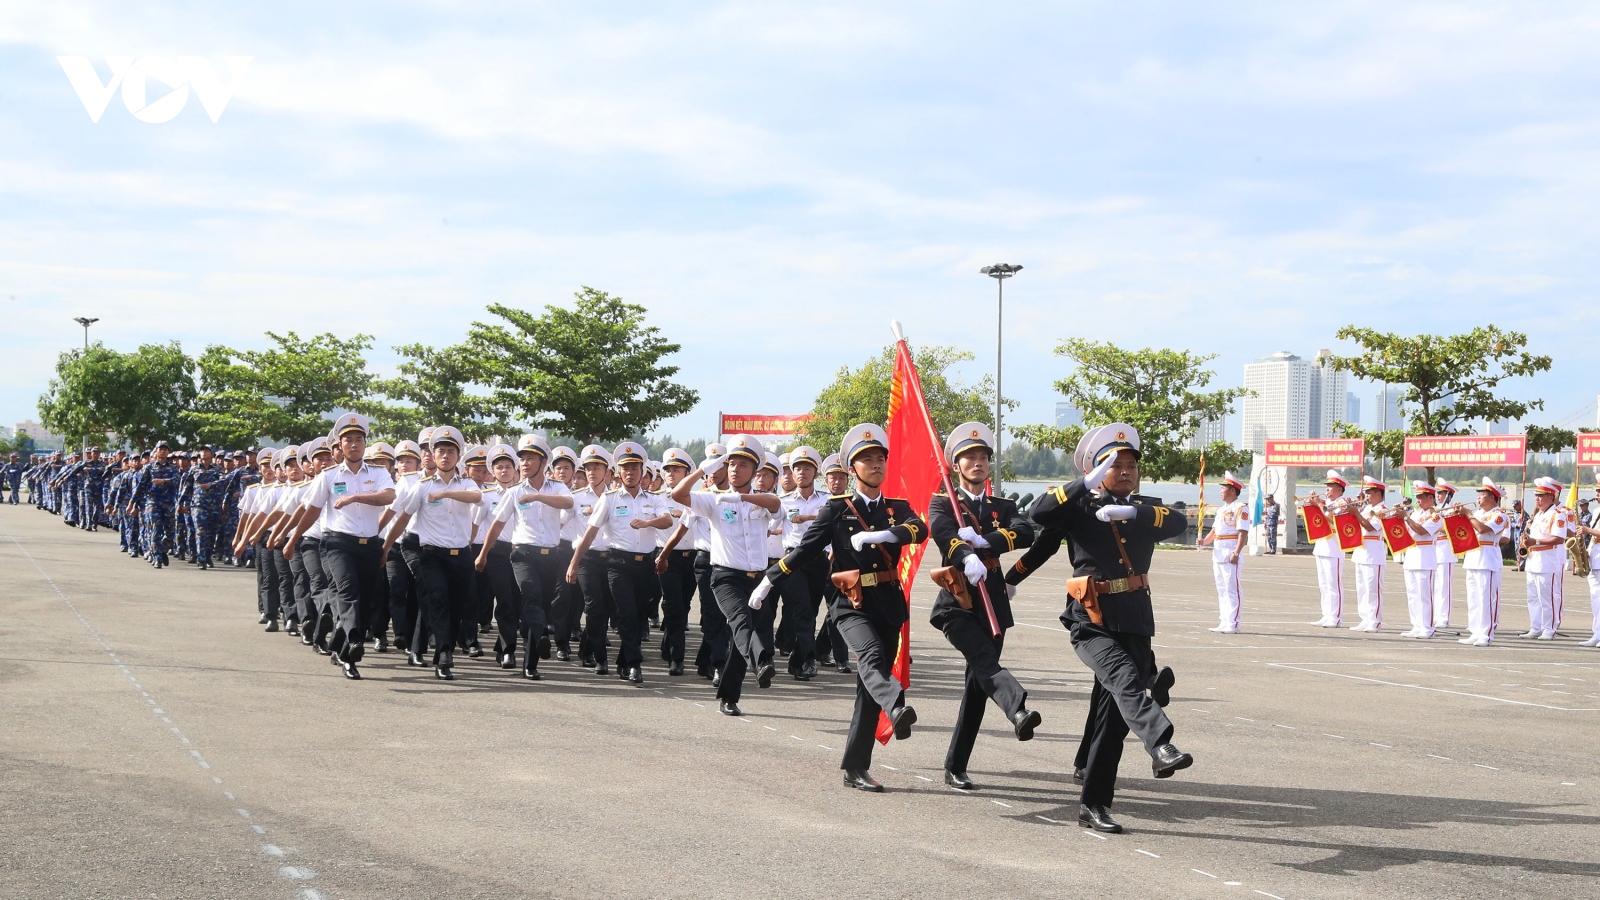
421, 475, 437, 482
829, 493, 851, 499
400, 471, 421, 479
605, 487, 621, 494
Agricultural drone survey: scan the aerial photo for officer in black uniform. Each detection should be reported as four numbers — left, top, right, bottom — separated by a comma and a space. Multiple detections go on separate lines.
1014, 423, 1193, 834
758, 423, 926, 792
927, 422, 1039, 791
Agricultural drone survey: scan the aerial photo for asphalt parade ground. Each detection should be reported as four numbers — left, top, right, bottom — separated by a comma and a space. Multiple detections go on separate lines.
3, 502, 1597, 900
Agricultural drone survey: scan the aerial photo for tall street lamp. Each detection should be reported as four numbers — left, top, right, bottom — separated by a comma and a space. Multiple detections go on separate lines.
979, 264, 1021, 496
73, 317, 99, 453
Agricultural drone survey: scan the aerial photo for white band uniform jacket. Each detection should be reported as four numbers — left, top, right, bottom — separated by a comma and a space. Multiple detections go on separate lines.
1352, 503, 1389, 566
492, 478, 571, 547
1525, 505, 1573, 574
402, 472, 477, 549
687, 489, 774, 572
1211, 500, 1250, 562
567, 486, 608, 550
307, 461, 395, 539
1402, 508, 1443, 570
780, 487, 829, 551
587, 486, 666, 555
1462, 508, 1507, 570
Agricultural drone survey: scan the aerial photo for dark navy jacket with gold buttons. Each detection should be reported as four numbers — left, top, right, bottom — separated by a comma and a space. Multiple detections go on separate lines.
764, 493, 926, 629
1006, 478, 1187, 637
927, 490, 1034, 630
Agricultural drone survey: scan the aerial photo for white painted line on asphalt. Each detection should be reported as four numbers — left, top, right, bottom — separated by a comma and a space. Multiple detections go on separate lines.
763, 726, 776, 731
1036, 815, 1062, 824
1192, 869, 1217, 878
882, 765, 898, 770
914, 775, 933, 782
1370, 742, 1392, 748
300, 890, 324, 900
237, 809, 251, 817
223, 792, 235, 800
1267, 663, 1600, 710
1273, 724, 1294, 729
1323, 733, 1345, 739
1083, 830, 1107, 840
991, 800, 1012, 808
819, 745, 834, 751
1225, 882, 1243, 886
1254, 892, 1286, 900
1135, 849, 1160, 858
790, 734, 804, 740
277, 866, 315, 880
1428, 754, 1451, 760
1475, 764, 1499, 770
262, 844, 285, 856
251, 825, 266, 834
1563, 782, 1576, 785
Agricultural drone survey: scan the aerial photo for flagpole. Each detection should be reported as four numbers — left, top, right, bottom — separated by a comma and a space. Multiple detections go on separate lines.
891, 320, 1002, 637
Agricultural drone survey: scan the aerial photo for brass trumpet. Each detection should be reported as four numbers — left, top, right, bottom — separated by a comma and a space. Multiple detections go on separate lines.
1437, 503, 1471, 518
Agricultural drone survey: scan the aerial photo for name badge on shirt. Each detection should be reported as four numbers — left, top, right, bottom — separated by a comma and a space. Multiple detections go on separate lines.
518, 497, 534, 508
614, 505, 630, 518
720, 506, 738, 523
429, 495, 442, 506
332, 482, 349, 496
581, 505, 594, 516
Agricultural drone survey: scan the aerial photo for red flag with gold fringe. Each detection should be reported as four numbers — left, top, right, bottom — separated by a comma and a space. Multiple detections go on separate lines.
1303, 504, 1333, 543
1381, 513, 1417, 554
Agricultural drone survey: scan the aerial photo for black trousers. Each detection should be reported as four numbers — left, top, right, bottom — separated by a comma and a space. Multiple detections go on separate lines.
320, 531, 385, 664
480, 541, 518, 657
414, 544, 473, 666
606, 550, 656, 670
509, 543, 561, 666
712, 566, 767, 704
940, 614, 1026, 773
576, 549, 612, 664
387, 542, 417, 648
470, 542, 494, 630
270, 546, 295, 625
399, 537, 432, 652
753, 558, 783, 655
693, 550, 729, 675
256, 535, 279, 619
286, 542, 311, 625
816, 588, 850, 664
1068, 621, 1173, 807
776, 557, 829, 673
550, 541, 584, 650
834, 602, 906, 771
298, 537, 333, 645
658, 548, 697, 664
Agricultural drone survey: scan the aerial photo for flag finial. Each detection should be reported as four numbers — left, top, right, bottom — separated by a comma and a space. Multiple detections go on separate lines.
890, 319, 905, 342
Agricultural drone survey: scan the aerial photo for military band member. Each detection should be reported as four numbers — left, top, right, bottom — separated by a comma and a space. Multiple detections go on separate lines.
1350, 476, 1389, 633
1023, 423, 1192, 833
672, 435, 782, 713
1400, 481, 1444, 639
1577, 481, 1600, 648
1433, 479, 1459, 629
758, 424, 925, 791
926, 422, 1038, 791
1520, 477, 1569, 641
1459, 478, 1507, 647
1197, 472, 1248, 634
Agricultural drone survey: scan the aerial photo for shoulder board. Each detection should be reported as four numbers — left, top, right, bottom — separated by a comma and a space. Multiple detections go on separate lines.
400, 471, 420, 479
421, 475, 437, 482
605, 487, 622, 494
246, 484, 261, 490
829, 493, 851, 500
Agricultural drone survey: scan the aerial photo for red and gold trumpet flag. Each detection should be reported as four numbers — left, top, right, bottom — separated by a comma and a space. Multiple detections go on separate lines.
1381, 514, 1417, 554
1334, 512, 1364, 551
1303, 504, 1334, 543
1443, 510, 1477, 556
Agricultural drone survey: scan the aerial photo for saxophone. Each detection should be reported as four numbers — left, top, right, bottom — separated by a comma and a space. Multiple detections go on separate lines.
1568, 514, 1591, 578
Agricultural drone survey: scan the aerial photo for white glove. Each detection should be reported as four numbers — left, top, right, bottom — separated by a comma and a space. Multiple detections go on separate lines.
699, 455, 727, 476
850, 529, 896, 551
748, 577, 773, 610
961, 554, 988, 584
715, 490, 743, 504
957, 526, 989, 548
1084, 452, 1118, 489
1095, 504, 1137, 522
1006, 584, 1017, 599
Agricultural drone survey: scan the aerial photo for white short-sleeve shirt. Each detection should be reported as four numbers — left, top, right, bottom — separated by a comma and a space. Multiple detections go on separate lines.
306, 461, 395, 539
687, 489, 772, 572
401, 472, 477, 549
587, 486, 666, 555
493, 478, 571, 547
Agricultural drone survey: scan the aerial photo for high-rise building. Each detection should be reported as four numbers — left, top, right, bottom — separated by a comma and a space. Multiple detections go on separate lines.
1308, 350, 1348, 439
1374, 386, 1403, 431
1241, 351, 1310, 452
13, 419, 65, 451
1055, 402, 1082, 429
1345, 393, 1361, 430
1187, 413, 1228, 450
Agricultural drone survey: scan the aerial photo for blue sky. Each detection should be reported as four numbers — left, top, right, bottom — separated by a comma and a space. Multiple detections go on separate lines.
3, 2, 1598, 443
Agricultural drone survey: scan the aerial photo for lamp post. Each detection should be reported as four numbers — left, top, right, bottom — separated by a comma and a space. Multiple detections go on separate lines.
73, 317, 99, 454
979, 264, 1021, 496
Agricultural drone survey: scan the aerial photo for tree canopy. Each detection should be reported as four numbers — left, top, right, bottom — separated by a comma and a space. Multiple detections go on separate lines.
369, 342, 509, 444
37, 341, 197, 450
1013, 338, 1250, 483
465, 287, 699, 443
187, 331, 376, 445
795, 344, 1010, 458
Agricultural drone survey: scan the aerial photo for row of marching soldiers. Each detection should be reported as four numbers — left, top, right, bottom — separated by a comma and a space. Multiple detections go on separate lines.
20, 443, 258, 570
224, 412, 1194, 831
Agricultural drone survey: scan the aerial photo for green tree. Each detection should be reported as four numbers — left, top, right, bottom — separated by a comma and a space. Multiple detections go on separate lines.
188, 332, 376, 445
795, 344, 1011, 457
37, 342, 197, 450
1012, 338, 1250, 483
465, 288, 698, 443
370, 342, 510, 444
0, 430, 36, 457
1329, 325, 1553, 483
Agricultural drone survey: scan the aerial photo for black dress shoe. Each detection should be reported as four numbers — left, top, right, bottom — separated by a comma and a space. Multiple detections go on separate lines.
1072, 766, 1085, 785
555, 647, 570, 662
944, 770, 975, 790
408, 650, 427, 667
467, 644, 483, 659
719, 700, 742, 717
341, 659, 362, 680
595, 663, 610, 676
1151, 743, 1194, 778
712, 670, 722, 688
258, 613, 269, 625
537, 635, 551, 660
301, 633, 315, 647
314, 644, 332, 656
373, 636, 389, 653
628, 666, 643, 684
580, 656, 596, 669
522, 666, 541, 681
435, 665, 453, 680
1011, 708, 1042, 742
756, 664, 775, 689
617, 666, 630, 681
1079, 804, 1123, 833
393, 635, 409, 653
889, 705, 917, 740
835, 662, 852, 674
264, 619, 279, 633
499, 652, 516, 669
843, 769, 883, 792
1151, 666, 1175, 708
